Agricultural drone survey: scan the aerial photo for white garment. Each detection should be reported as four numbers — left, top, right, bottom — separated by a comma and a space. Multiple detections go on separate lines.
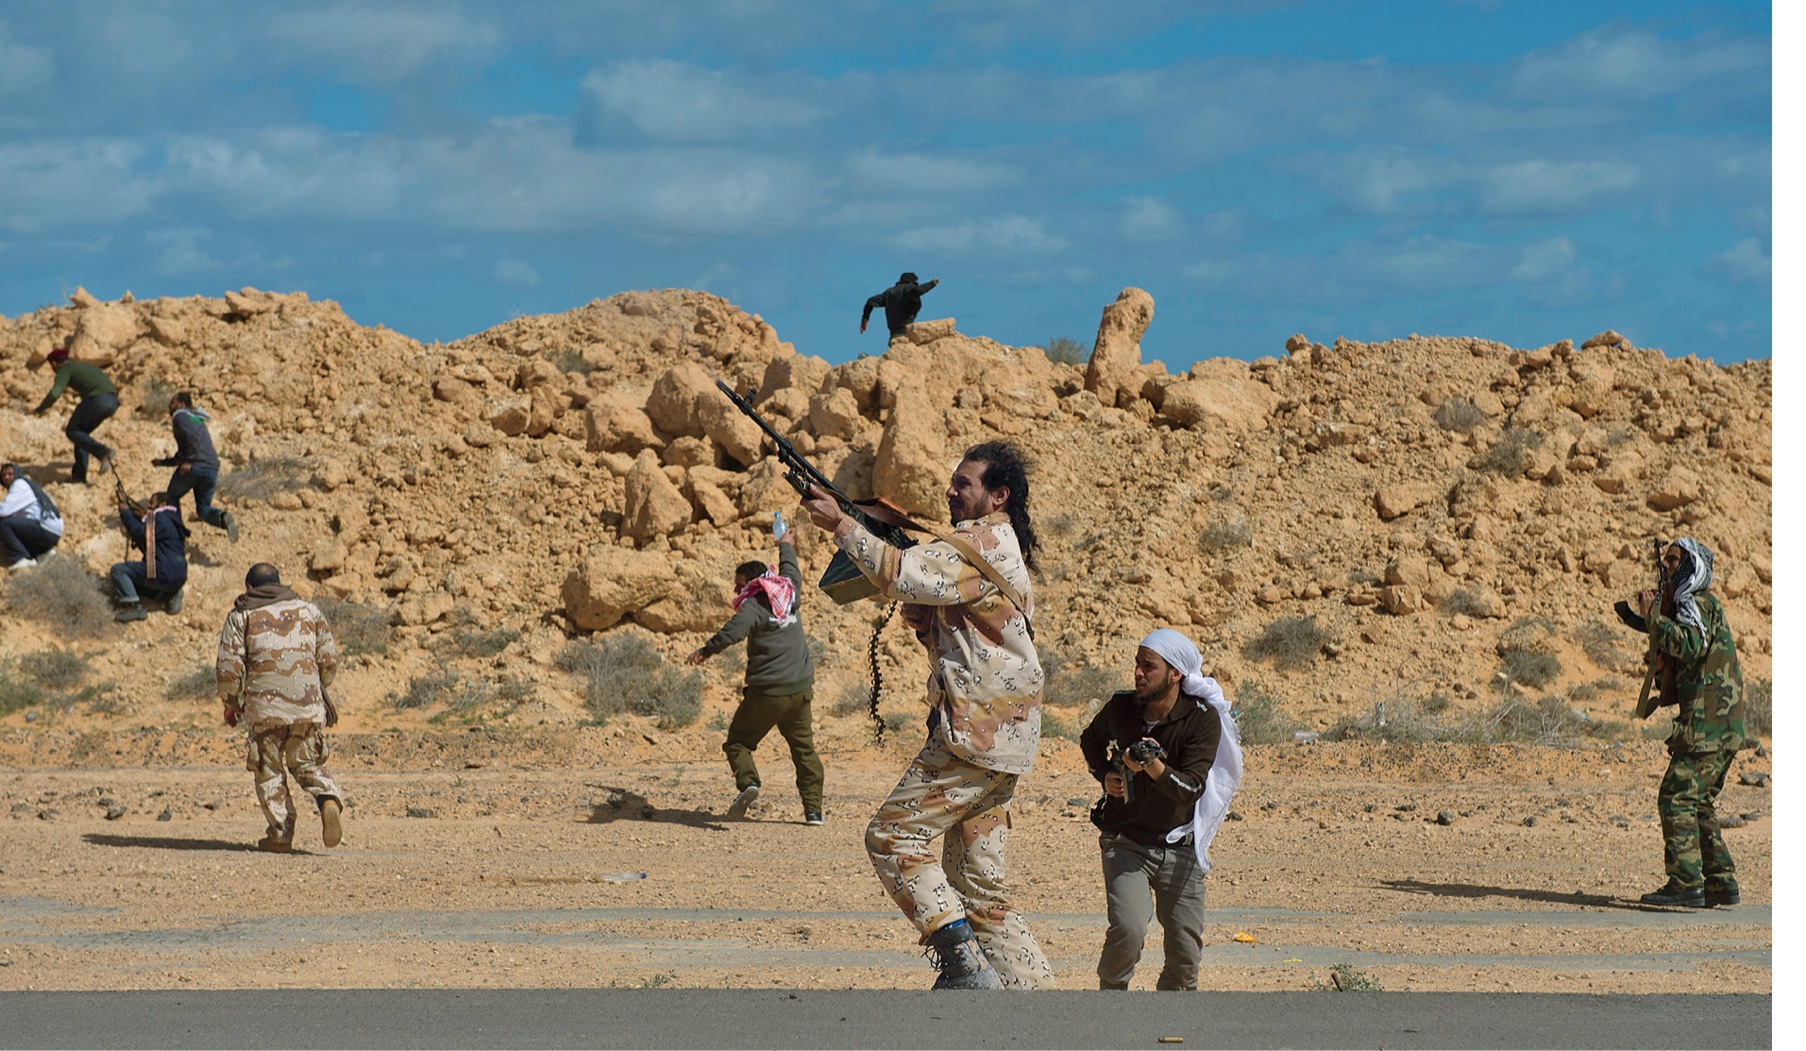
0, 478, 63, 537
1139, 628, 1245, 874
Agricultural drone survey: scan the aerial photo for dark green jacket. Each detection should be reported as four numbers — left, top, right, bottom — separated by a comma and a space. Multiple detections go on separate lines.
1650, 591, 1745, 753
34, 361, 116, 413
699, 540, 814, 695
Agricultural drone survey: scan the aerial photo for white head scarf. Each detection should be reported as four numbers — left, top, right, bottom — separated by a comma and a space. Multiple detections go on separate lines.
1668, 537, 1714, 635
1139, 628, 1244, 873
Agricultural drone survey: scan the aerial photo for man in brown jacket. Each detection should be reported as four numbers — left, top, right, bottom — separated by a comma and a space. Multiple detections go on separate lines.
214, 562, 345, 852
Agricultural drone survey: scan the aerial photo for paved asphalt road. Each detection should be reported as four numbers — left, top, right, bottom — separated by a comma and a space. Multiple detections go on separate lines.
0, 989, 1770, 1048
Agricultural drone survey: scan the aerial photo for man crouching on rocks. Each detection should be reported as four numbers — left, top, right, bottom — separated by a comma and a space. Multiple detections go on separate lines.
215, 562, 345, 852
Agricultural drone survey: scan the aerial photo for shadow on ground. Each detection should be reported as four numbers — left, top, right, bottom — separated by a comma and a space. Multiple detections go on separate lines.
584, 787, 728, 831
1380, 878, 1647, 911
82, 833, 256, 853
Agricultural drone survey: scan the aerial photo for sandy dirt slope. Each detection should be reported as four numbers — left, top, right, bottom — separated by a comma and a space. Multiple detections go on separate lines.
0, 726, 1771, 994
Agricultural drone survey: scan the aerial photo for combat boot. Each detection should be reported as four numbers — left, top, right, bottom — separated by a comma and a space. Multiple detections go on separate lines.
115, 602, 147, 623
1704, 880, 1740, 906
726, 783, 760, 819
320, 798, 343, 848
1640, 881, 1706, 907
925, 919, 1002, 990
163, 589, 183, 615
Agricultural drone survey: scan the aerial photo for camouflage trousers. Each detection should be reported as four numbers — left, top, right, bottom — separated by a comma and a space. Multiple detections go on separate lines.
1658, 749, 1737, 889
866, 738, 1055, 989
248, 722, 341, 845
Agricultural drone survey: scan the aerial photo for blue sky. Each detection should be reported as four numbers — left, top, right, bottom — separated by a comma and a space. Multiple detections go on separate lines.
0, 1, 1772, 369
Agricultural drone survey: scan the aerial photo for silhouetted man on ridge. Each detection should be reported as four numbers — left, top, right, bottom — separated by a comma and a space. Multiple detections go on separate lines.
861, 272, 939, 338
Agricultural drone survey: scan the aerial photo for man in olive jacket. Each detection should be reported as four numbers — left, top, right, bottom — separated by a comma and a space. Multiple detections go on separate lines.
32, 345, 117, 484
688, 513, 823, 825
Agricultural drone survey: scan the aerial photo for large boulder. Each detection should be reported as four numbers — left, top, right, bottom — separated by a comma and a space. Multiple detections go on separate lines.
873, 382, 949, 516
1161, 359, 1277, 433
1084, 287, 1155, 409
623, 450, 692, 541
645, 362, 716, 438
562, 546, 682, 631
584, 391, 663, 455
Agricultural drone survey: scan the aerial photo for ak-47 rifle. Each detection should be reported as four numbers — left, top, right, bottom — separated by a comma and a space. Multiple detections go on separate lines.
714, 379, 916, 605
110, 460, 148, 517
1616, 538, 1673, 720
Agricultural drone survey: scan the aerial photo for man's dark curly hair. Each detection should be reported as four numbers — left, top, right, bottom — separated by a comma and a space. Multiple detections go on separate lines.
962, 440, 1038, 572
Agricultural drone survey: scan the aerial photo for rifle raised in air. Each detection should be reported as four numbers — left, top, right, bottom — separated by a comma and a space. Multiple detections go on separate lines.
714, 379, 916, 605
1616, 538, 1673, 720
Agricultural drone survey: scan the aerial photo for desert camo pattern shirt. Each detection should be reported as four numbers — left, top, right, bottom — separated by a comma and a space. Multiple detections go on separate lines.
836, 511, 1043, 773
215, 597, 340, 731
1650, 590, 1745, 754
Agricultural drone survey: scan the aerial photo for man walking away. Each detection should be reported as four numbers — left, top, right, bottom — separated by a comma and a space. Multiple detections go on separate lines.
1079, 628, 1243, 990
860, 272, 940, 338
154, 391, 238, 542
111, 491, 188, 622
802, 440, 1053, 991
0, 463, 65, 569
1631, 538, 1747, 908
31, 344, 117, 484
215, 562, 345, 853
688, 513, 825, 824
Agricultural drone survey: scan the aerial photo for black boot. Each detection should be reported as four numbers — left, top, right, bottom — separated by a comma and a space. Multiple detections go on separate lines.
1640, 881, 1706, 907
926, 919, 1002, 990
1704, 880, 1740, 906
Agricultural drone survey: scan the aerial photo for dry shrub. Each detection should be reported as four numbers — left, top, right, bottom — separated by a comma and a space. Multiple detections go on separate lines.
166, 663, 217, 700
548, 346, 592, 375
1200, 517, 1252, 552
557, 634, 701, 729
1038, 645, 1115, 708
1232, 679, 1300, 745
446, 624, 521, 659
1243, 616, 1327, 671
1745, 678, 1771, 737
1438, 588, 1490, 617
1043, 336, 1087, 366
1574, 618, 1629, 668
314, 597, 394, 658
218, 456, 313, 503
1499, 649, 1562, 690
6, 556, 115, 637
137, 377, 178, 419
1475, 427, 1544, 475
0, 659, 48, 716
20, 649, 90, 690
1433, 397, 1486, 433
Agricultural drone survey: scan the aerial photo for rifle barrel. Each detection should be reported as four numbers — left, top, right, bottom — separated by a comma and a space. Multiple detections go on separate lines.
714, 379, 850, 503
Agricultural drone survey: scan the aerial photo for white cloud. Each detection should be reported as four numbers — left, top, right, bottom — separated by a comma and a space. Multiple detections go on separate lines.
1708, 238, 1769, 285
278, 4, 502, 85
894, 215, 1067, 256
844, 149, 1021, 195
163, 130, 413, 219
1511, 25, 1767, 100
1323, 146, 1463, 214
492, 258, 541, 288
1121, 196, 1183, 241
146, 227, 218, 277
1509, 237, 1576, 282
0, 22, 53, 98
0, 139, 158, 233
1478, 159, 1639, 215
580, 59, 831, 143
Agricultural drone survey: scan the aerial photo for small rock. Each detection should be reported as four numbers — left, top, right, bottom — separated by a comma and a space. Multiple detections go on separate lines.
201, 801, 220, 811
1292, 730, 1318, 744
24, 712, 37, 723
1522, 815, 1538, 827
1738, 772, 1770, 788
10, 802, 30, 816
1225, 811, 1244, 822
1066, 797, 1090, 807
1262, 801, 1281, 811
1435, 810, 1456, 826
156, 808, 173, 822
407, 807, 438, 819
1739, 812, 1763, 822
1718, 814, 1746, 829
38, 809, 59, 821
1395, 803, 1417, 812
105, 805, 127, 821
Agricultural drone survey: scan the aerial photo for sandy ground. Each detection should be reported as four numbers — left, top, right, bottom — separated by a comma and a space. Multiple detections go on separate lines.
0, 724, 1771, 994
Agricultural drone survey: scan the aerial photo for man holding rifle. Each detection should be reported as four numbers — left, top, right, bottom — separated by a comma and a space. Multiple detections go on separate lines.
1623, 538, 1747, 907
801, 441, 1052, 991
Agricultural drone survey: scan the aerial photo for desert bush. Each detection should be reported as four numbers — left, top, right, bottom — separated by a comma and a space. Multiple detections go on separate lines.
1745, 678, 1771, 737
548, 346, 592, 375
314, 597, 394, 658
5, 556, 115, 637
19, 649, 90, 690
218, 456, 313, 503
0, 659, 49, 716
447, 624, 521, 659
830, 679, 870, 718
393, 668, 459, 710
1465, 694, 1601, 744
1313, 963, 1382, 992
1231, 679, 1300, 745
1498, 649, 1562, 690
1574, 618, 1629, 668
1329, 699, 1443, 744
1438, 588, 1490, 617
137, 377, 178, 419
1200, 518, 1252, 552
166, 663, 217, 700
1043, 336, 1088, 366
1044, 512, 1076, 538
1432, 396, 1486, 433
1243, 616, 1328, 672
1038, 645, 1116, 708
1039, 707, 1079, 741
557, 635, 702, 729
1475, 427, 1544, 475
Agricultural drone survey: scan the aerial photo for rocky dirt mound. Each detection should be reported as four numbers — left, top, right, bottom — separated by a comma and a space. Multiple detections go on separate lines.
0, 285, 1771, 738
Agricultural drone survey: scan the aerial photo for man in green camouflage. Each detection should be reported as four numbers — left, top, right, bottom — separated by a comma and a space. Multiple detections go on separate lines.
1633, 537, 1746, 908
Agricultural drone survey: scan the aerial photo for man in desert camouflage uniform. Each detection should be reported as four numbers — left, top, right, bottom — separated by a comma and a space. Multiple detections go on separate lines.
215, 562, 345, 852
1633, 537, 1746, 908
802, 440, 1053, 991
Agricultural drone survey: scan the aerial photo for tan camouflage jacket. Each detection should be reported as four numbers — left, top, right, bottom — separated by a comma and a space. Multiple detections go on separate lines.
836, 512, 1043, 773
215, 597, 340, 731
